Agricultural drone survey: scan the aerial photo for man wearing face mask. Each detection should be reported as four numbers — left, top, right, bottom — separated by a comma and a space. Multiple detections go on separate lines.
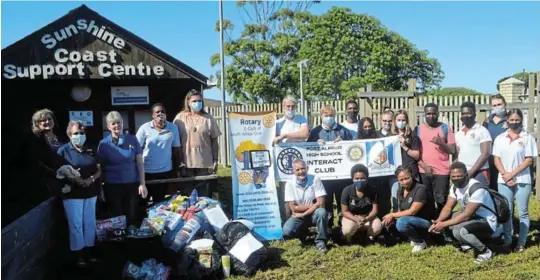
273, 95, 310, 144
429, 162, 502, 264
455, 102, 492, 185
307, 105, 352, 231
340, 100, 360, 139
283, 159, 329, 253
377, 111, 395, 138
415, 103, 456, 216
483, 94, 509, 191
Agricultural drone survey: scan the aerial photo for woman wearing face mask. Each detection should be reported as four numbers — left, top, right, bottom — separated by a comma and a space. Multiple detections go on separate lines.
382, 166, 436, 253
390, 110, 421, 211
340, 164, 382, 244
97, 111, 147, 229
136, 103, 182, 204
483, 94, 509, 191
57, 120, 102, 267
357, 117, 378, 139
174, 90, 222, 179
492, 109, 537, 252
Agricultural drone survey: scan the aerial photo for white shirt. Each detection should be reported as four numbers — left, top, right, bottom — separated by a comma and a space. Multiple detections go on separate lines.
449, 178, 498, 232
340, 121, 359, 139
456, 123, 492, 171
492, 130, 537, 184
284, 174, 326, 206
276, 115, 308, 143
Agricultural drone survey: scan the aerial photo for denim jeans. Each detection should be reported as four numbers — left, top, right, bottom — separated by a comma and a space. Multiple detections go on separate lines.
63, 196, 97, 251
282, 208, 328, 245
498, 183, 531, 246
395, 216, 431, 243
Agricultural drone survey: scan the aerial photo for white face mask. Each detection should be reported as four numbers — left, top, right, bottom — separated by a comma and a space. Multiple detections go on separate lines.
71, 134, 86, 146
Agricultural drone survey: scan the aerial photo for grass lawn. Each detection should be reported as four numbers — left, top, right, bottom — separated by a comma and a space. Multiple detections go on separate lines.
216, 167, 540, 280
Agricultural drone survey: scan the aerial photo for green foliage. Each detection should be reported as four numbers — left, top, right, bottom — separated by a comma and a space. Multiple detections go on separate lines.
211, 3, 444, 103
216, 167, 540, 280
426, 87, 484, 96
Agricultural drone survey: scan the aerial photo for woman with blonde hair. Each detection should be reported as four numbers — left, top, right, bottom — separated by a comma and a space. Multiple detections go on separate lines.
390, 110, 420, 212
173, 89, 222, 179
31, 108, 65, 195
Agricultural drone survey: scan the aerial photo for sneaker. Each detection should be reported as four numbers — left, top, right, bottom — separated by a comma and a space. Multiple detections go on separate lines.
316, 242, 328, 254
513, 245, 525, 253
411, 241, 427, 253
474, 249, 493, 264
410, 241, 415, 247
456, 245, 472, 253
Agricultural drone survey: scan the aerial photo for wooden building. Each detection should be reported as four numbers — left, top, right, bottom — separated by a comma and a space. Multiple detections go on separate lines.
1, 4, 208, 226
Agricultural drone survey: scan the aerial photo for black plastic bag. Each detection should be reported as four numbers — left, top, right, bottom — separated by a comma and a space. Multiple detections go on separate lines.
175, 231, 222, 279
215, 221, 267, 277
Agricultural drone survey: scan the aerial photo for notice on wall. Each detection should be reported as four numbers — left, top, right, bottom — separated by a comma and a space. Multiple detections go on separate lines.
111, 86, 149, 105
69, 111, 94, 126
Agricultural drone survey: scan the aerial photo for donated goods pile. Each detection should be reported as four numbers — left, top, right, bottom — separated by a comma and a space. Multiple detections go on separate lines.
95, 189, 267, 279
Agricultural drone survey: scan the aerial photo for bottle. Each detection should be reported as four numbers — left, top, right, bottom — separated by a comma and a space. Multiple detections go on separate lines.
169, 215, 203, 252
189, 189, 199, 206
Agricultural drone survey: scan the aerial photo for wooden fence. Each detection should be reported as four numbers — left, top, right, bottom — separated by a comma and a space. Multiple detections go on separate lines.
208, 95, 538, 165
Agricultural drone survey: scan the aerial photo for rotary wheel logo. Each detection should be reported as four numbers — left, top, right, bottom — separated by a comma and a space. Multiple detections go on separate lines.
347, 145, 364, 162
277, 148, 302, 174
238, 171, 252, 185
263, 115, 275, 128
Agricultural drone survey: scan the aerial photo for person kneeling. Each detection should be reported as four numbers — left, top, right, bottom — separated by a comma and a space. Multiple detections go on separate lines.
283, 159, 329, 253
382, 166, 436, 252
340, 164, 382, 244
429, 162, 502, 264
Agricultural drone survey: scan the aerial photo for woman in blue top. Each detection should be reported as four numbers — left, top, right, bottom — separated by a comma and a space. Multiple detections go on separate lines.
98, 111, 147, 227
57, 120, 102, 267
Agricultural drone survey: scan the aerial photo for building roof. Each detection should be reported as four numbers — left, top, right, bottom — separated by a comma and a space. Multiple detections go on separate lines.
499, 77, 525, 85
2, 4, 208, 85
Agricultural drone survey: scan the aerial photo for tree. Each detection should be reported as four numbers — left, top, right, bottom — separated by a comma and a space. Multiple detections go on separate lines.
425, 87, 483, 96
211, 5, 444, 103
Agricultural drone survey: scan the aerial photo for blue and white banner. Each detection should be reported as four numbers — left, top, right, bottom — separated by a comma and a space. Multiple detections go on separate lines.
228, 111, 283, 241
274, 136, 403, 181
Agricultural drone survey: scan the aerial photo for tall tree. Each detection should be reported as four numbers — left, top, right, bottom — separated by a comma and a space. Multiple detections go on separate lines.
425, 87, 483, 96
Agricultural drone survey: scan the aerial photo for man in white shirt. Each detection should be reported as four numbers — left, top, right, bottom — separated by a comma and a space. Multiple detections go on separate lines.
456, 102, 492, 184
340, 100, 360, 139
273, 95, 309, 144
429, 162, 501, 264
283, 159, 329, 253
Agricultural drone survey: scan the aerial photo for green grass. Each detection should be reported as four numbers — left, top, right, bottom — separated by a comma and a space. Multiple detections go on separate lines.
216, 167, 540, 280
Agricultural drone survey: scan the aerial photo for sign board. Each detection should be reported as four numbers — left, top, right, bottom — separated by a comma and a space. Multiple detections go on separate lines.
69, 111, 94, 126
111, 86, 149, 105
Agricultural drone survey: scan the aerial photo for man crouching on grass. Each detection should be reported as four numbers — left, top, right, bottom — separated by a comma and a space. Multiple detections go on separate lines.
282, 159, 329, 253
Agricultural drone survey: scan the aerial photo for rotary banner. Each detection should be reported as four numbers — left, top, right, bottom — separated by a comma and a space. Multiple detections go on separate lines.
274, 136, 403, 181
228, 111, 283, 241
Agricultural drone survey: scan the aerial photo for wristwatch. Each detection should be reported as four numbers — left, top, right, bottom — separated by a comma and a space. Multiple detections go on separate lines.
91, 175, 95, 183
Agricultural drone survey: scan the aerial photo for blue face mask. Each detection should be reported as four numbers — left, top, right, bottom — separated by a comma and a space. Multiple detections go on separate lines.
492, 106, 505, 117
354, 180, 367, 191
285, 109, 295, 118
296, 177, 308, 187
322, 117, 335, 127
191, 101, 203, 112
396, 121, 407, 130
72, 134, 86, 146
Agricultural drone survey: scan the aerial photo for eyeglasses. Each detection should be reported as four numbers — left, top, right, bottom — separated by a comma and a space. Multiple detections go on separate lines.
382, 120, 393, 123
72, 132, 85, 135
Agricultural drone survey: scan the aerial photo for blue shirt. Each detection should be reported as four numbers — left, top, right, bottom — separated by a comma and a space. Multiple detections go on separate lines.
57, 143, 100, 199
97, 134, 142, 184
306, 124, 352, 142
136, 121, 181, 173
483, 114, 508, 141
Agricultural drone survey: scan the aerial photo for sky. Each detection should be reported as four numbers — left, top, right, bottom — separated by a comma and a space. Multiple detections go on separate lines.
1, 1, 539, 102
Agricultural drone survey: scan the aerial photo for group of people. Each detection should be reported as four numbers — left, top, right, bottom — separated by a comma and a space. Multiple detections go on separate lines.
32, 89, 221, 267
275, 94, 537, 263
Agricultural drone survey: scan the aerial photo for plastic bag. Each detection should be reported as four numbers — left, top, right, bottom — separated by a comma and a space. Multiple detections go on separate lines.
175, 234, 222, 279
96, 216, 127, 240
215, 221, 267, 277
123, 259, 170, 280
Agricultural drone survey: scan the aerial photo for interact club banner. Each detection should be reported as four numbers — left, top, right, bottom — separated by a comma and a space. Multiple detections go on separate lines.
228, 111, 283, 241
274, 136, 403, 181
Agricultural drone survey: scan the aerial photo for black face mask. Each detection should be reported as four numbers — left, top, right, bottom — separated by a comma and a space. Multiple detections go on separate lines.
452, 177, 468, 188
426, 118, 438, 127
348, 111, 358, 122
360, 129, 375, 138
508, 122, 522, 130
461, 116, 475, 127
